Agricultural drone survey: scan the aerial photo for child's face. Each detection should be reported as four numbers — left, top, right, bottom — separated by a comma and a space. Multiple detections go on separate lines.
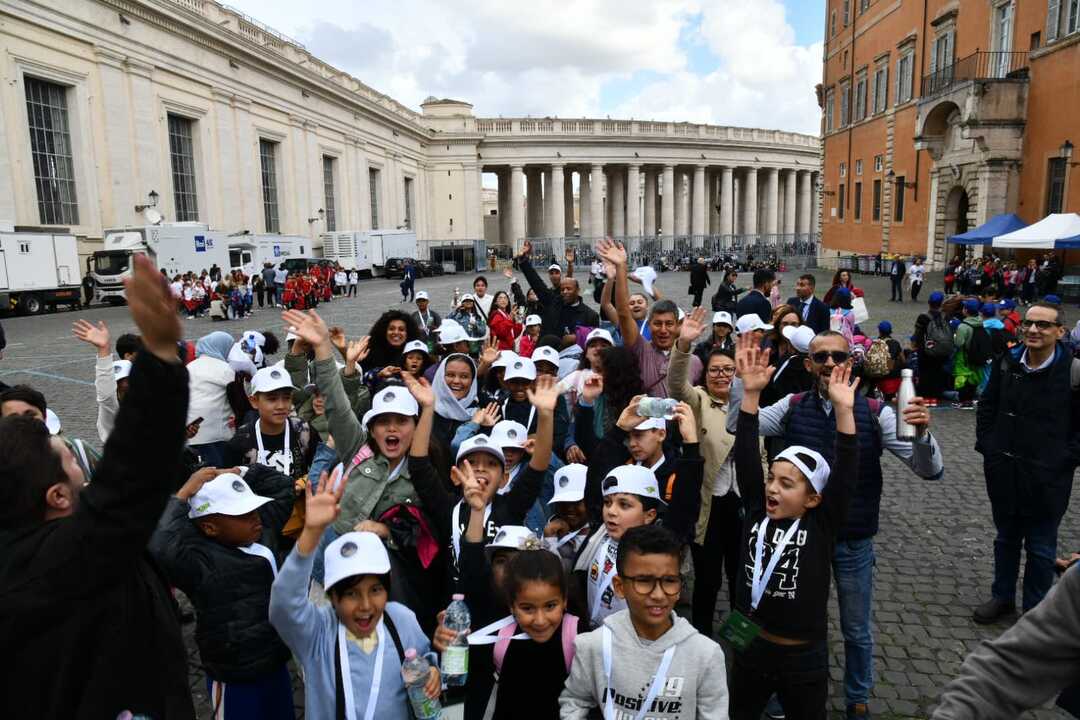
249, 389, 293, 428
506, 378, 531, 402
613, 550, 680, 637
370, 414, 416, 460
511, 580, 566, 644
765, 460, 821, 519
198, 510, 262, 547
331, 574, 388, 639
585, 340, 610, 367
402, 351, 425, 375
490, 549, 516, 601
628, 428, 664, 463
312, 392, 326, 416
553, 500, 588, 531
602, 493, 655, 541
460, 452, 505, 500
444, 359, 474, 398
502, 446, 525, 469
527, 326, 540, 339
386, 320, 408, 348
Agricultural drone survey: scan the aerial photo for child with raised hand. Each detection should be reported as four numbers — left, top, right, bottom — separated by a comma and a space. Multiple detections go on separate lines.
728, 331, 859, 720
149, 464, 297, 719
269, 471, 440, 720
560, 524, 729, 720
543, 463, 591, 574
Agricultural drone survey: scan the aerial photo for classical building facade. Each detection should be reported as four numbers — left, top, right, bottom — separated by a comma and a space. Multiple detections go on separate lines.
820, 0, 1080, 268
1, 0, 820, 263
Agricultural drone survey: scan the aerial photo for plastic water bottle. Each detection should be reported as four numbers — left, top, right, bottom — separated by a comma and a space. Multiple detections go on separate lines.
402, 648, 442, 719
896, 369, 917, 441
637, 397, 678, 419
441, 594, 471, 686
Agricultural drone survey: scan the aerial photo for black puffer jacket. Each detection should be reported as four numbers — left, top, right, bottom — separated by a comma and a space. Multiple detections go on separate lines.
150, 464, 295, 682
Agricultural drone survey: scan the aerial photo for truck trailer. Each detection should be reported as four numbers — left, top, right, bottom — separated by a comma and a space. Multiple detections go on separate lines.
318, 229, 417, 277
0, 229, 82, 315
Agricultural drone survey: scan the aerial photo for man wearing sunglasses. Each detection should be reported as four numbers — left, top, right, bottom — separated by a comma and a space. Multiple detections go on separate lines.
726, 329, 943, 719
973, 301, 1080, 625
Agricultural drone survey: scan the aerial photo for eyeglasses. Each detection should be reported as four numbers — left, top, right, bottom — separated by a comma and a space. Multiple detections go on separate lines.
707, 365, 737, 377
624, 575, 682, 596
1020, 319, 1061, 331
810, 350, 851, 365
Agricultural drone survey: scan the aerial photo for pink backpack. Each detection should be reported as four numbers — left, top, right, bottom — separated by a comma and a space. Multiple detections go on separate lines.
493, 614, 579, 675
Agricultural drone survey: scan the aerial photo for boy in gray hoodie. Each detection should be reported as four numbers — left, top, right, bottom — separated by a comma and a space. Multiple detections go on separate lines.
559, 524, 729, 719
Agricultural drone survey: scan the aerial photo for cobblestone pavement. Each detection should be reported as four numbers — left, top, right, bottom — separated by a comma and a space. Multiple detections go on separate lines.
2, 265, 1075, 719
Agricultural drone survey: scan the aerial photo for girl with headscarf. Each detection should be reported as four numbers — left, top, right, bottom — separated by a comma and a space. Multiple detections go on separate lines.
186, 331, 242, 467
431, 353, 480, 447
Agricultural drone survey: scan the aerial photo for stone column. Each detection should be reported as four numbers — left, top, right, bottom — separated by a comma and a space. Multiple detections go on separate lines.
692, 164, 707, 243
709, 171, 720, 236
783, 169, 797, 236
564, 168, 575, 236
797, 170, 812, 235
612, 167, 626, 237
550, 164, 566, 239
811, 172, 821, 235
526, 168, 543, 237
580, 170, 592, 238
590, 164, 605, 240
720, 166, 734, 238
643, 169, 657, 237
498, 169, 510, 247
511, 165, 526, 250
674, 171, 686, 236
543, 166, 554, 237
626, 164, 641, 240
661, 165, 675, 242
743, 167, 758, 238
764, 167, 779, 238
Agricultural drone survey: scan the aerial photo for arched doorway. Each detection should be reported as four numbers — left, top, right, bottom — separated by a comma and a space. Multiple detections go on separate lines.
942, 186, 970, 260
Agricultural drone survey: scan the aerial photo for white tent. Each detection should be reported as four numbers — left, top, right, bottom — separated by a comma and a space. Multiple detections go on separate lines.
992, 213, 1080, 249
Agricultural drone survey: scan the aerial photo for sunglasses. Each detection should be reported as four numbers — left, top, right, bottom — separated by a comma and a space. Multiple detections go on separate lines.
810, 350, 851, 365
1020, 319, 1061, 331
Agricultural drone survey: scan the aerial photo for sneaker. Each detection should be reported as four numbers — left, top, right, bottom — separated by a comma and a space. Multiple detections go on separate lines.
973, 597, 1016, 624
847, 703, 872, 719
764, 695, 785, 719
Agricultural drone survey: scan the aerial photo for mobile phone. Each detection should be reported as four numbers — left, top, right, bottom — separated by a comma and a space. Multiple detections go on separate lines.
190, 417, 204, 426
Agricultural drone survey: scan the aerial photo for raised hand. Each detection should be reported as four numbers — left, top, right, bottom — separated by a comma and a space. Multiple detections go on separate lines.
125, 254, 181, 362
826, 363, 859, 412
672, 401, 698, 443
479, 336, 500, 366
616, 394, 648, 431
679, 306, 708, 346
175, 466, 227, 501
402, 372, 435, 409
526, 374, 560, 413
282, 309, 330, 350
328, 326, 347, 355
72, 319, 111, 355
735, 332, 774, 394
603, 261, 617, 280
565, 246, 576, 264
472, 401, 501, 427
378, 366, 402, 379
304, 466, 346, 530
345, 338, 368, 368
518, 240, 533, 260
595, 237, 627, 268
503, 268, 515, 281
581, 372, 604, 403
565, 445, 587, 464
451, 459, 489, 510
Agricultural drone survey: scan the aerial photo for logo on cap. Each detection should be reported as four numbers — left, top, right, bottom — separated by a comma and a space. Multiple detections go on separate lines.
113, 365, 124, 374
494, 529, 507, 544
231, 480, 245, 493
559, 476, 570, 488
474, 436, 488, 445
340, 542, 358, 558
384, 391, 396, 402
507, 429, 518, 439
602, 475, 618, 491
513, 361, 523, 369
270, 370, 281, 379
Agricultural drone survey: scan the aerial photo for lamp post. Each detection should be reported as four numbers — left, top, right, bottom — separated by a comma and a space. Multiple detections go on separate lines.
134, 190, 159, 213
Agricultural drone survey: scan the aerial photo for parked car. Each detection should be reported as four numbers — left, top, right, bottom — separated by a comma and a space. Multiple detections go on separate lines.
383, 257, 415, 279
417, 260, 443, 277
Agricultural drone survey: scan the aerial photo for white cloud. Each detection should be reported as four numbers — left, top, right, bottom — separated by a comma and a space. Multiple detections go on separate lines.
225, 0, 820, 133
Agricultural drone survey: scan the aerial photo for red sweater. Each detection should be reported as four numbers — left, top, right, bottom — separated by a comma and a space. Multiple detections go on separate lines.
488, 309, 523, 351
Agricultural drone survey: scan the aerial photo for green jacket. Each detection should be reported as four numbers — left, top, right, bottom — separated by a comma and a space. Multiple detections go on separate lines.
284, 352, 371, 438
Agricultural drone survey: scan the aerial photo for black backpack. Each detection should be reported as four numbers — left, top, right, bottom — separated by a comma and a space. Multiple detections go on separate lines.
967, 325, 993, 366
924, 314, 955, 359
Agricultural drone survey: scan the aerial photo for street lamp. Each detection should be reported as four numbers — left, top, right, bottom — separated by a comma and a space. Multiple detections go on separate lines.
307, 208, 325, 224
1061, 139, 1074, 161
134, 190, 159, 213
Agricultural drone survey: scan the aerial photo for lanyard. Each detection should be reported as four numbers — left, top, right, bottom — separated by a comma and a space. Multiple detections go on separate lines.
497, 463, 523, 496
337, 619, 386, 720
601, 626, 675, 720
590, 538, 617, 623
417, 311, 429, 332
555, 525, 588, 549
451, 501, 492, 564
501, 399, 536, 433
466, 615, 529, 646
255, 420, 291, 476
750, 517, 801, 610
238, 542, 277, 577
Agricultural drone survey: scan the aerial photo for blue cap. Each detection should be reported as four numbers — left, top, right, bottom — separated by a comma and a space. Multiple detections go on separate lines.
836, 286, 852, 299
929, 291, 945, 306
998, 299, 1016, 310
980, 303, 997, 318
1045, 294, 1062, 305
878, 320, 892, 334
963, 298, 980, 314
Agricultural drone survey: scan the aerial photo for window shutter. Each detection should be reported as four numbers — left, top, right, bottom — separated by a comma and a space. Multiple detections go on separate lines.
1048, 0, 1061, 42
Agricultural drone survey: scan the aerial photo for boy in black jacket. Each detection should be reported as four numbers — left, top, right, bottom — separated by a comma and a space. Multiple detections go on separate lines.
150, 464, 296, 719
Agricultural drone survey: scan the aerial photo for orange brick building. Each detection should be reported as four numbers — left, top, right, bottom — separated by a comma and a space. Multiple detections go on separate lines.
820, 0, 1080, 268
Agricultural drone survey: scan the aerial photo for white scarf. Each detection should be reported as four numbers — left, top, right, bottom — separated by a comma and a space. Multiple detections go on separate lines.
433, 354, 478, 422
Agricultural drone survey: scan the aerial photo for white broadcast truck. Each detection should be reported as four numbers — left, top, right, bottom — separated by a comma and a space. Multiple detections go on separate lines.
0, 226, 83, 315
227, 234, 314, 277
319, 229, 417, 277
90, 221, 232, 304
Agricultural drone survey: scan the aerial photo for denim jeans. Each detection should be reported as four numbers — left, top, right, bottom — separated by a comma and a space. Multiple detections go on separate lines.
990, 504, 1062, 611
833, 537, 875, 706
307, 442, 339, 492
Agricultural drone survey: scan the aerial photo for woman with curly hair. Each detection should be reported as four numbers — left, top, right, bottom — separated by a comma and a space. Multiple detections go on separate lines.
362, 310, 420, 382
571, 344, 643, 458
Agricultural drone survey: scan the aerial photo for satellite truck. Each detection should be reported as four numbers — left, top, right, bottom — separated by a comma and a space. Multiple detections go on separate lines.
319, 229, 418, 277
227, 232, 313, 277
0, 222, 83, 315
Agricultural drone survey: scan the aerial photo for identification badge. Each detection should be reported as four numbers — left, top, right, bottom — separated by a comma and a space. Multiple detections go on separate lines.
719, 609, 761, 652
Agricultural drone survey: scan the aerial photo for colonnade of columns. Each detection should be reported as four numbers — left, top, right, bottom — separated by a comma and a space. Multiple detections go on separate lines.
492, 163, 820, 249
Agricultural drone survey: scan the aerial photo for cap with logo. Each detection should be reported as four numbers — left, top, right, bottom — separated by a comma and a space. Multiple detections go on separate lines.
531, 346, 560, 368
250, 366, 298, 395
485, 525, 540, 557
187, 472, 273, 519
712, 311, 734, 328
549, 464, 588, 505
436, 319, 480, 344
774, 445, 831, 494
631, 266, 658, 298
503, 357, 537, 382
241, 330, 266, 351
585, 328, 615, 347
490, 420, 528, 449
491, 350, 520, 370
456, 433, 506, 465
600, 464, 664, 503
323, 531, 391, 591
735, 314, 773, 334
458, 293, 476, 305
525, 315, 542, 327
632, 417, 667, 432
112, 360, 133, 382
781, 325, 816, 354
403, 339, 429, 357
548, 263, 562, 273
361, 386, 420, 429
415, 291, 429, 301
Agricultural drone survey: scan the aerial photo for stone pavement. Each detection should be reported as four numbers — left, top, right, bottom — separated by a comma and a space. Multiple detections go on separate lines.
1, 264, 1075, 719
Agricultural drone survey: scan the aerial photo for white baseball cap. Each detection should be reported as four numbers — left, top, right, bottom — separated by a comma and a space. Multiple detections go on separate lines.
415, 291, 429, 301
774, 445, 831, 494
250, 366, 297, 394
241, 330, 266, 350
456, 433, 507, 465
285, 329, 298, 343
485, 525, 539, 557
712, 311, 734, 328
324, 531, 391, 591
549, 464, 588, 505
187, 472, 272, 519
678, 307, 686, 321
112, 360, 133, 382
525, 314, 542, 327
547, 263, 562, 272
600, 464, 665, 503
490, 420, 528, 449
782, 325, 816, 355
631, 266, 658, 298
45, 408, 61, 436
585, 328, 615, 347
403, 339, 429, 357
632, 417, 667, 432
503, 357, 537, 382
458, 293, 475, 305
437, 319, 479, 345
491, 350, 519, 370
735, 314, 773, 334
361, 386, 420, 429
531, 346, 560, 368
229, 343, 258, 378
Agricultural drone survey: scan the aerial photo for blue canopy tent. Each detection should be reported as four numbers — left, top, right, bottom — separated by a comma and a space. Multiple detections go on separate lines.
948, 213, 1028, 244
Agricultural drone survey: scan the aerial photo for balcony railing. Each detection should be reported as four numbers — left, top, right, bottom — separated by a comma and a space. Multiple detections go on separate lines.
920, 50, 1028, 98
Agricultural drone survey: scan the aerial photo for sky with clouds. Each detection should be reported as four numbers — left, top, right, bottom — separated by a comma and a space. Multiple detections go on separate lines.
225, 0, 825, 136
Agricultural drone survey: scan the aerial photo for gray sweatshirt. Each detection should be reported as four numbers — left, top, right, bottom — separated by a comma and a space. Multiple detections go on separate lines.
933, 566, 1080, 719
559, 609, 729, 720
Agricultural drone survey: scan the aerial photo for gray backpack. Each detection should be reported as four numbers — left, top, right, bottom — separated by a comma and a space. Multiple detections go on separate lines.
924, 315, 955, 359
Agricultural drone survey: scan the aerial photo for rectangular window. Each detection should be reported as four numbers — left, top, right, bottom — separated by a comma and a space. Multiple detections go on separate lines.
24, 77, 79, 225
894, 176, 906, 222
874, 155, 883, 172
843, 0, 850, 25
896, 50, 914, 104
826, 89, 836, 132
872, 179, 882, 221
854, 72, 868, 122
1069, 0, 1080, 35
1047, 158, 1068, 214
838, 183, 846, 220
855, 159, 863, 175
369, 168, 381, 229
839, 162, 847, 178
831, 10, 837, 37
403, 177, 414, 230
259, 139, 280, 234
872, 62, 888, 113
1047, 0, 1061, 42
322, 156, 337, 232
840, 81, 851, 126
860, 0, 870, 11
854, 181, 863, 220
167, 114, 199, 222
